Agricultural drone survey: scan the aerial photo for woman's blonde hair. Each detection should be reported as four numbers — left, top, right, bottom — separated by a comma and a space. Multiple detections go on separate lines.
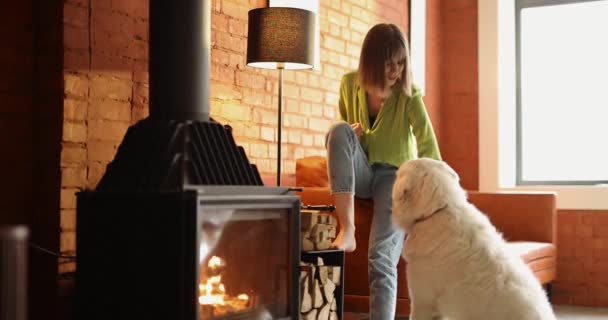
357, 23, 413, 96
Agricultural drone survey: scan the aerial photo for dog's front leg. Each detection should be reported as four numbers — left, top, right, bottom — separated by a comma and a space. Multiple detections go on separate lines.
410, 300, 437, 320
408, 272, 440, 320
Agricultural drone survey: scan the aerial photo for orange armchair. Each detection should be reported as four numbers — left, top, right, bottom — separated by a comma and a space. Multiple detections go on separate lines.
296, 156, 557, 316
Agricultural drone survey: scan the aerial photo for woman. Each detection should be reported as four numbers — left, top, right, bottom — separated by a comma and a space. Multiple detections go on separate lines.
326, 23, 441, 319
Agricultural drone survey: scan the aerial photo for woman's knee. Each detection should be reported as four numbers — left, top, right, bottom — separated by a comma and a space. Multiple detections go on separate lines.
326, 122, 354, 147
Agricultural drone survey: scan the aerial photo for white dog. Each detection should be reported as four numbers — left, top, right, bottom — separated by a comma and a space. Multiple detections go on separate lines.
391, 158, 556, 320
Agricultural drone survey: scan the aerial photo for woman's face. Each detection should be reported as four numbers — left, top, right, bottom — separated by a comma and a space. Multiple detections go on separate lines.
385, 52, 405, 87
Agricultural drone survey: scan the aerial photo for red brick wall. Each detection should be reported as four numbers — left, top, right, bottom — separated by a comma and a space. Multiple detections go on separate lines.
60, 0, 150, 273
554, 210, 608, 306
214, 0, 411, 184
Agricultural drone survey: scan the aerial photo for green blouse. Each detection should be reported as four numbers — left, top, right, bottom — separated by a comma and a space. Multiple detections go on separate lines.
338, 71, 441, 167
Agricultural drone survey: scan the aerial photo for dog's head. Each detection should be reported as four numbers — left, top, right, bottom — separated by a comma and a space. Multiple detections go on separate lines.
392, 158, 466, 230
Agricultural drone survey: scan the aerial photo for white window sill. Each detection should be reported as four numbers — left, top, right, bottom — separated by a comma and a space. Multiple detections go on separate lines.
497, 185, 608, 210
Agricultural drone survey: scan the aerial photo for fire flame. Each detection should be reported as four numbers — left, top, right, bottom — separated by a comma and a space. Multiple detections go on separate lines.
198, 255, 250, 314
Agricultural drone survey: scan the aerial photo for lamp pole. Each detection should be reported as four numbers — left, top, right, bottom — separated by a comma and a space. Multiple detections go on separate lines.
245, 7, 316, 186
277, 65, 284, 186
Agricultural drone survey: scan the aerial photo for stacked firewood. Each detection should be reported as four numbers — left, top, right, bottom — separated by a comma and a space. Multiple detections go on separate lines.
301, 210, 337, 251
299, 257, 341, 320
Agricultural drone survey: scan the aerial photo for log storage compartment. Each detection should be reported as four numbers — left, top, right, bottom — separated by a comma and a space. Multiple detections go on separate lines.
300, 250, 344, 320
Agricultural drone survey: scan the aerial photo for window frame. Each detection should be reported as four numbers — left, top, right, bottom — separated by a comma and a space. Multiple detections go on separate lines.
515, 0, 608, 186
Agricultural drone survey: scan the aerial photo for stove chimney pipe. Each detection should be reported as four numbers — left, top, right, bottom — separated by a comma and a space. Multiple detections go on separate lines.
94, 0, 263, 190
149, 0, 210, 121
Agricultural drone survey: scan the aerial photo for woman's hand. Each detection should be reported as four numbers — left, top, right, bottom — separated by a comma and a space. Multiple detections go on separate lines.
351, 122, 363, 139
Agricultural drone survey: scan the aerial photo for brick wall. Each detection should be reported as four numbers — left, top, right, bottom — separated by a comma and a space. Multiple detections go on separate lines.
553, 210, 608, 306
212, 0, 411, 183
60, 0, 150, 273
58, 0, 412, 271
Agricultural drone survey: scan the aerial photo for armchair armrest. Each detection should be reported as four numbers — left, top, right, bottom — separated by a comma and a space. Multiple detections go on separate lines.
297, 187, 333, 206
467, 191, 557, 244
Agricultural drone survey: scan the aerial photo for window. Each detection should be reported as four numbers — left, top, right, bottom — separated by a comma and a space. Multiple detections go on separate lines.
410, 0, 426, 95
479, 0, 608, 209
515, 0, 608, 185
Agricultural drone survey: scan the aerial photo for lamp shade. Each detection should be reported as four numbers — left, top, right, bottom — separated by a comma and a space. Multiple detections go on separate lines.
247, 7, 316, 70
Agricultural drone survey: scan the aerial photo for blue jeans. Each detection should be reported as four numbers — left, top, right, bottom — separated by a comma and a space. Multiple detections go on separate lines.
325, 122, 405, 320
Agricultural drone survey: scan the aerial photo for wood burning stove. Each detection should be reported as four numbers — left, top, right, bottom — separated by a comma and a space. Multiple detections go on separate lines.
76, 0, 303, 319
77, 186, 300, 320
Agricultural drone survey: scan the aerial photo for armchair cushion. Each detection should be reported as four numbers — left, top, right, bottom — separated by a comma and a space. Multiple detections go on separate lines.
296, 155, 328, 188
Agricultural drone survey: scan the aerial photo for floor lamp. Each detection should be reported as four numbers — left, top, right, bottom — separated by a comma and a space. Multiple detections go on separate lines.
246, 7, 316, 186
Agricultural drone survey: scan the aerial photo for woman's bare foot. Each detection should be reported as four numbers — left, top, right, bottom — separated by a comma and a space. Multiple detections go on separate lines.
331, 193, 356, 252
331, 227, 356, 252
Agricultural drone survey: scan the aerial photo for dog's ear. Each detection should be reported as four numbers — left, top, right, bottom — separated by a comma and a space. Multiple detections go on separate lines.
393, 163, 413, 204
408, 164, 450, 217
432, 160, 467, 205
393, 179, 410, 205
412, 171, 430, 200
400, 186, 408, 201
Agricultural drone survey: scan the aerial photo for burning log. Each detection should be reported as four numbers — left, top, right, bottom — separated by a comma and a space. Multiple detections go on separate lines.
199, 255, 256, 318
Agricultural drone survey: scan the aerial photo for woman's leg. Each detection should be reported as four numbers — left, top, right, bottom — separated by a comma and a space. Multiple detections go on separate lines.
368, 164, 405, 320
325, 122, 372, 252
330, 193, 356, 252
